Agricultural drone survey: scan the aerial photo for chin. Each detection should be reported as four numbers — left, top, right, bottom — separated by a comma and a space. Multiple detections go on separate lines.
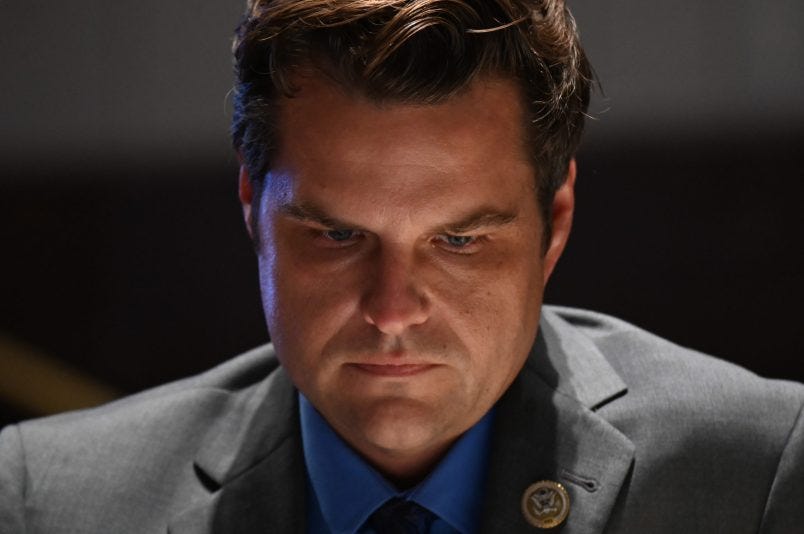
352, 396, 452, 454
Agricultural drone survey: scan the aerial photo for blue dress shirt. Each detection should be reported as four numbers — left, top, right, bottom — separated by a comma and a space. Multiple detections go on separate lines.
300, 394, 495, 534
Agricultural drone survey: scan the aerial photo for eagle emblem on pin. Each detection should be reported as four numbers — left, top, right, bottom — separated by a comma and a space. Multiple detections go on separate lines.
521, 480, 570, 529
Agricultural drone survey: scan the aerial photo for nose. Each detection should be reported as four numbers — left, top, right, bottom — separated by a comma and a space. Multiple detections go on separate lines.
361, 247, 430, 336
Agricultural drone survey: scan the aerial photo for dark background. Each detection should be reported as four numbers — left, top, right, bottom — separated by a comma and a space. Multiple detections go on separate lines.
2, 1, 802, 426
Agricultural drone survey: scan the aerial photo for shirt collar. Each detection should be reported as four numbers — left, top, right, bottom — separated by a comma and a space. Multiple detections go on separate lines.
300, 394, 495, 534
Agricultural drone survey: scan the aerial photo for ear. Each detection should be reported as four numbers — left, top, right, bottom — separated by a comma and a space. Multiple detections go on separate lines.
542, 158, 576, 285
238, 161, 255, 241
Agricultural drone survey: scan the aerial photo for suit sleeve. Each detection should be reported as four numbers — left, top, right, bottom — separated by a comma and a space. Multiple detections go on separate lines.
759, 398, 804, 532
0, 425, 28, 533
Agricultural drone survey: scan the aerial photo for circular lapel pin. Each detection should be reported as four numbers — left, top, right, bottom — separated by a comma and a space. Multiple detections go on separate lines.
521, 480, 570, 529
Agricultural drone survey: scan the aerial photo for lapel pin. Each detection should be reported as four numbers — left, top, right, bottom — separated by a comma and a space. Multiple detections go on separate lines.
521, 480, 570, 529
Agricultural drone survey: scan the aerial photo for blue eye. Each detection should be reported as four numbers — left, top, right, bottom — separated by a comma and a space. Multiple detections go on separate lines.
443, 235, 475, 248
323, 229, 356, 242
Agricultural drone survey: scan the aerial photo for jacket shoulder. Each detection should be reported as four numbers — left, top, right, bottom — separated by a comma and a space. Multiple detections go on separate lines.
543, 306, 804, 531
8, 342, 280, 455
17, 343, 279, 427
0, 344, 282, 533
545, 304, 804, 409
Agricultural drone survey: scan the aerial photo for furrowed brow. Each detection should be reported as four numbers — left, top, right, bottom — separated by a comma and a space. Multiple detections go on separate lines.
443, 210, 518, 234
278, 202, 353, 229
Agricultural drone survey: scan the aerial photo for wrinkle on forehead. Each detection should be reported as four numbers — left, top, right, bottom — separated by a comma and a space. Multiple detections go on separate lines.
275, 74, 532, 171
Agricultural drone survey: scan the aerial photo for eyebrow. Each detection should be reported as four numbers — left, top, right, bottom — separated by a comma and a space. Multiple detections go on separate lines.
278, 202, 358, 229
278, 201, 517, 233
442, 209, 518, 234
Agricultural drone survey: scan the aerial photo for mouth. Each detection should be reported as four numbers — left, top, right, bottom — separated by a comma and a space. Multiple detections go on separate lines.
347, 362, 439, 377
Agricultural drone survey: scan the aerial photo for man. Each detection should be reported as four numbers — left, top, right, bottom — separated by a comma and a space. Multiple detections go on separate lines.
1, 0, 802, 532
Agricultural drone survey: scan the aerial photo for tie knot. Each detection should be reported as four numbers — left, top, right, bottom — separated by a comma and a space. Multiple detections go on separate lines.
366, 497, 437, 533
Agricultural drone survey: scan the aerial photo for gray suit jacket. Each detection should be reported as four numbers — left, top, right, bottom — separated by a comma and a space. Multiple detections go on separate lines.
1, 306, 802, 533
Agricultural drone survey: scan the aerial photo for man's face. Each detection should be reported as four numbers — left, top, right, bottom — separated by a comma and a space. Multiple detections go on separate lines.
242, 74, 573, 478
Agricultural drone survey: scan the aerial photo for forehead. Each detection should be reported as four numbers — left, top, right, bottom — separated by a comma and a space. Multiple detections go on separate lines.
274, 73, 531, 171
263, 73, 540, 235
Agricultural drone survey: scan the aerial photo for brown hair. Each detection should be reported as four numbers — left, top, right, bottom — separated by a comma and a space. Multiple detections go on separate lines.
232, 0, 592, 224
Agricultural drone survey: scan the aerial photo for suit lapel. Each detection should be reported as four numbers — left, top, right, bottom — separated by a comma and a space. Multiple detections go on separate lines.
480, 309, 635, 533
169, 363, 306, 534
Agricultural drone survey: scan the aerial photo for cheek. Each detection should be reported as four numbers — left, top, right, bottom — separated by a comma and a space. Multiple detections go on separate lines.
258, 239, 363, 351
437, 248, 543, 324
433, 249, 544, 379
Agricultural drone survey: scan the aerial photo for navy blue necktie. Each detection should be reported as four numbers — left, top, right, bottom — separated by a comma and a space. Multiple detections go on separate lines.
365, 497, 438, 533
